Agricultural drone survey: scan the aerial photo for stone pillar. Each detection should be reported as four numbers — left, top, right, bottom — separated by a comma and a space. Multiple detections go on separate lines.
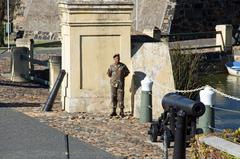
59, 0, 133, 113
216, 24, 233, 52
49, 56, 61, 91
143, 27, 161, 41
15, 38, 34, 73
11, 47, 29, 82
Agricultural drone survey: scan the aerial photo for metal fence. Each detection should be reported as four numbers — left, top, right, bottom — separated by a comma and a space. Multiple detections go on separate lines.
161, 31, 221, 42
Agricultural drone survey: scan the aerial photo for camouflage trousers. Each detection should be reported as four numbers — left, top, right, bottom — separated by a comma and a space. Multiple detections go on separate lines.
111, 86, 124, 109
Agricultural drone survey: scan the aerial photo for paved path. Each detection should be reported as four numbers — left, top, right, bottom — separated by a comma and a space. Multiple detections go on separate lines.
0, 108, 117, 159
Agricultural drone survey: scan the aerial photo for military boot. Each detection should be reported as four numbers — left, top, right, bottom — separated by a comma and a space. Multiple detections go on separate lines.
110, 108, 117, 117
119, 108, 125, 118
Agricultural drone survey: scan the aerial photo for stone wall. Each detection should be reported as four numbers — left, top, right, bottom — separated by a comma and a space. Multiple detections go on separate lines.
131, 37, 175, 119
23, 31, 60, 41
13, 0, 168, 38
12, 0, 240, 37
161, 0, 176, 34
131, 0, 167, 32
13, 0, 60, 40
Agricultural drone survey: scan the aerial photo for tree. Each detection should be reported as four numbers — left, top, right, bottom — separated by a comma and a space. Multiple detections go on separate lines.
0, 0, 5, 46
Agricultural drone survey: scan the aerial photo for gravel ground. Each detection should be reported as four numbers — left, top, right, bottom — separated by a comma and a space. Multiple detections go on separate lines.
0, 68, 169, 159
0, 48, 197, 159
0, 76, 167, 158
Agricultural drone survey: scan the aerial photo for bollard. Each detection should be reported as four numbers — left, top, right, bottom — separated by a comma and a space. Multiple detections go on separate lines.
11, 47, 29, 82
42, 70, 66, 111
64, 134, 70, 159
198, 86, 216, 134
49, 56, 61, 91
173, 110, 186, 159
15, 38, 34, 74
140, 76, 153, 123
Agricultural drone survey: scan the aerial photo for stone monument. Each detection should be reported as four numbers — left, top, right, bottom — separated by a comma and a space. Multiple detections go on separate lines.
59, 0, 133, 113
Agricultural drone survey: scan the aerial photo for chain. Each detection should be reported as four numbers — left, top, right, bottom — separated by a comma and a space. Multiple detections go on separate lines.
207, 85, 240, 102
144, 79, 240, 108
153, 82, 205, 93
211, 106, 240, 114
175, 86, 205, 93
153, 82, 240, 102
208, 126, 224, 132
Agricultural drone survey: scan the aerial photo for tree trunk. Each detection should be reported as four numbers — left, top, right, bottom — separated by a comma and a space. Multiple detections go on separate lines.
0, 0, 5, 47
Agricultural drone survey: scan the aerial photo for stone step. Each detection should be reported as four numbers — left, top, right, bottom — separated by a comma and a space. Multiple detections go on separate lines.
200, 136, 240, 158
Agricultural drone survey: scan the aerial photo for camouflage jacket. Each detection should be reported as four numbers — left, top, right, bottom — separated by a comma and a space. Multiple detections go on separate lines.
107, 62, 130, 88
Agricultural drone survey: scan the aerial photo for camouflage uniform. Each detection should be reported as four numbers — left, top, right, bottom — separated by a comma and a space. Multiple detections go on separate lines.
107, 62, 130, 109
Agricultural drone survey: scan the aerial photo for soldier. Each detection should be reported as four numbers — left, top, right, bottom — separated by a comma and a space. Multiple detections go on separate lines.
107, 54, 130, 118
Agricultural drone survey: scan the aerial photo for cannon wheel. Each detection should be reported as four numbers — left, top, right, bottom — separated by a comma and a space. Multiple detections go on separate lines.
149, 122, 159, 142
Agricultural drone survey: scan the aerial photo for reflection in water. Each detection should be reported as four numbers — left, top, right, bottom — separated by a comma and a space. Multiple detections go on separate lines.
202, 74, 240, 130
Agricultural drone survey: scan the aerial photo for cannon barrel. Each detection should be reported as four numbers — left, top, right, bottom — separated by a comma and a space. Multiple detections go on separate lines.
162, 93, 205, 117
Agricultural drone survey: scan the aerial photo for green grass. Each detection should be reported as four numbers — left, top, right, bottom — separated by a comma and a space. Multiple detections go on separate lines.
0, 38, 61, 49
33, 41, 61, 47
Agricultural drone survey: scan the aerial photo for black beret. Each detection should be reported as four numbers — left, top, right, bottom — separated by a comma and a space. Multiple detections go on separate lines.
113, 54, 120, 58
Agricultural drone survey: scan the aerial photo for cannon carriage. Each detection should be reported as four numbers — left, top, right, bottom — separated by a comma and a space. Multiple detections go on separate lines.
148, 93, 206, 158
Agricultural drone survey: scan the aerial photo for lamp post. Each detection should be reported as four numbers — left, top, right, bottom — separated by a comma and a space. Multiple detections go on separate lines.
7, 0, 10, 52
135, 0, 138, 31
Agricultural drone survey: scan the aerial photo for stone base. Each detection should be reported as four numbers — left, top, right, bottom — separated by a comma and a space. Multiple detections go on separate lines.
64, 96, 112, 114
11, 76, 28, 82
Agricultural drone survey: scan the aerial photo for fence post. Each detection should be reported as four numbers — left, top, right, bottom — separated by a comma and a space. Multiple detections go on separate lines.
198, 86, 216, 134
140, 76, 153, 123
64, 134, 70, 159
49, 56, 61, 91
42, 70, 66, 111
215, 24, 233, 52
15, 38, 34, 74
173, 110, 187, 159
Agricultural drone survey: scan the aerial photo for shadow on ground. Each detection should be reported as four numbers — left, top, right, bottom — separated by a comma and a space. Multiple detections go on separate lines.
0, 103, 42, 108
0, 80, 48, 88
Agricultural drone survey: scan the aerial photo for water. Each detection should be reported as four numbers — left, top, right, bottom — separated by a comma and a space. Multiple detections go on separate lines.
203, 74, 240, 130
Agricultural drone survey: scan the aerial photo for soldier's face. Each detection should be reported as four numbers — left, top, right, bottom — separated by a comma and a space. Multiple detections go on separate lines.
114, 56, 120, 64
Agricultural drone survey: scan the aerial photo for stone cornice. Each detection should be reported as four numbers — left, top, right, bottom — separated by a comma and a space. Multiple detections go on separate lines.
59, 0, 133, 12
59, 0, 133, 5
60, 21, 132, 27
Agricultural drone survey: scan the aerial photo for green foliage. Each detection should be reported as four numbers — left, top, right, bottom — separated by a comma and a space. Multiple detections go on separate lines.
0, 23, 5, 46
221, 128, 240, 144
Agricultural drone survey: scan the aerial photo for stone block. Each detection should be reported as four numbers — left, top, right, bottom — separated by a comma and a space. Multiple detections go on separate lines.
216, 24, 233, 52
143, 27, 161, 41
131, 41, 175, 119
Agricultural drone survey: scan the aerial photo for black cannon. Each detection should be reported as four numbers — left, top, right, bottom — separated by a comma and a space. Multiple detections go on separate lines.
148, 93, 205, 159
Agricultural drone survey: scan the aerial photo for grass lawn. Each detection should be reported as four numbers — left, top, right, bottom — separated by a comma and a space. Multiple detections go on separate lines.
1, 38, 61, 49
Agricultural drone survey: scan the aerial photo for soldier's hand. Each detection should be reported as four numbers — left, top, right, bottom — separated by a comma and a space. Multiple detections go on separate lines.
107, 71, 112, 77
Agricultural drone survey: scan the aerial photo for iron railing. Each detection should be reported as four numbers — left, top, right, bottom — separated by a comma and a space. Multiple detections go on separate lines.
161, 31, 221, 42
